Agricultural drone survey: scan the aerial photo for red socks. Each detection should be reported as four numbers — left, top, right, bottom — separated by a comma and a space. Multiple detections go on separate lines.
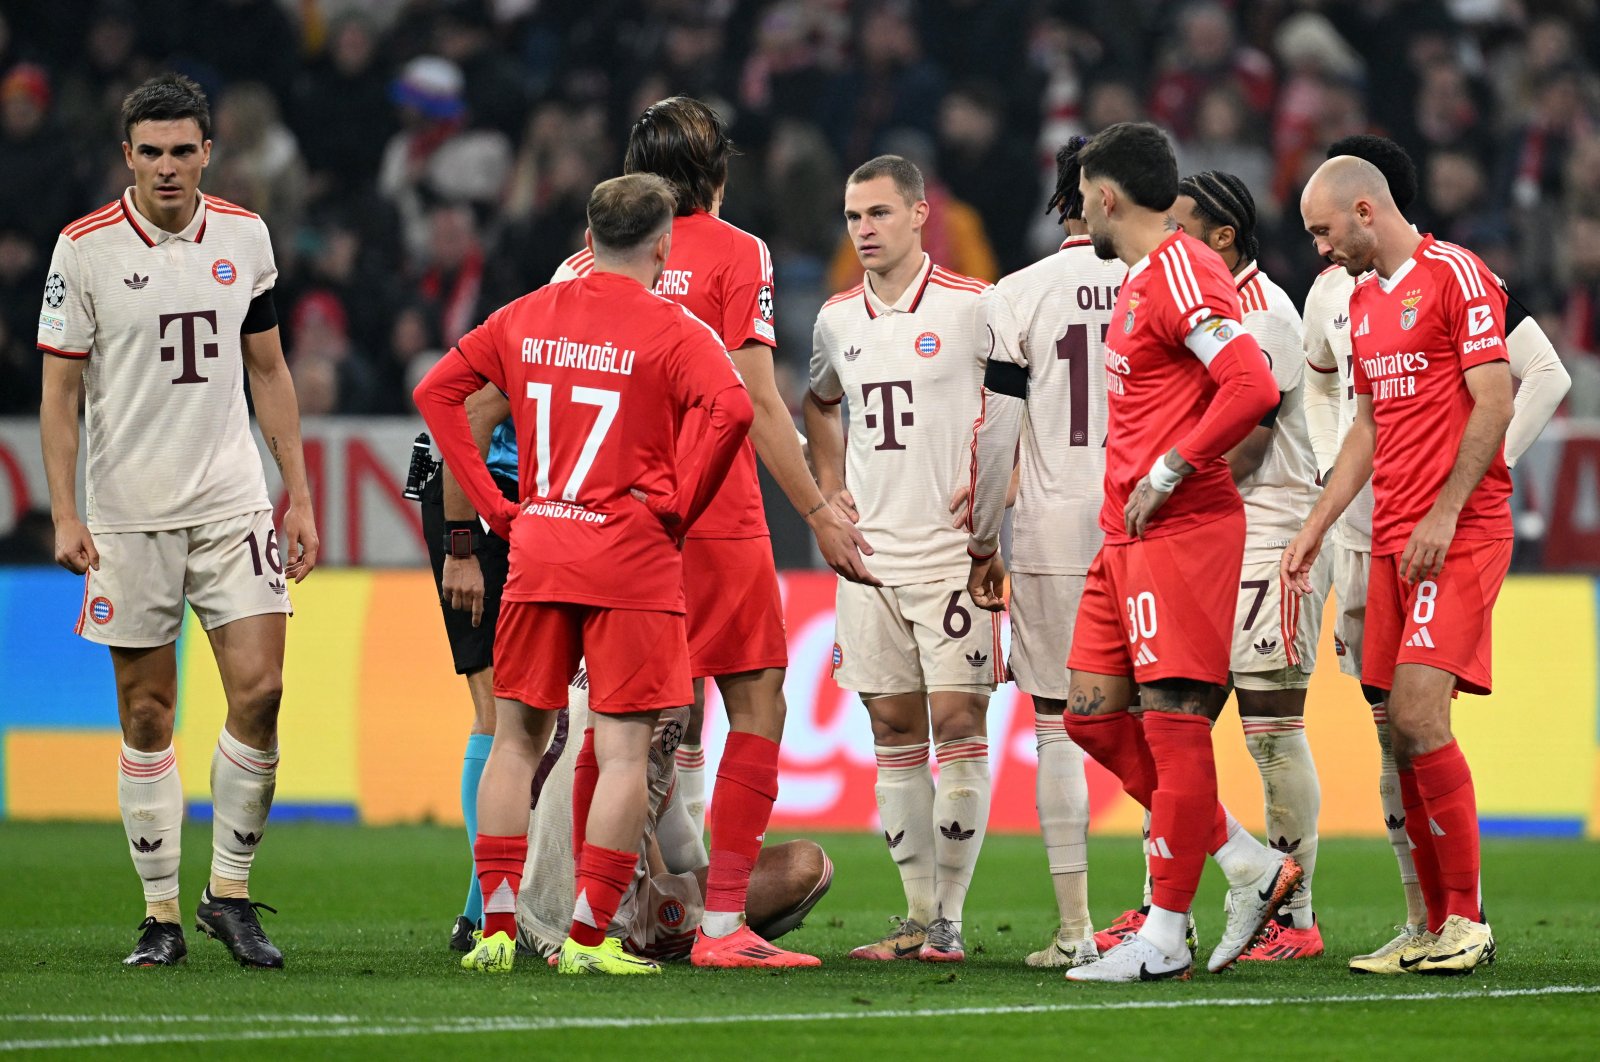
570, 842, 639, 947
1139, 712, 1217, 912
705, 731, 779, 915
1063, 710, 1157, 806
571, 728, 598, 878
474, 833, 528, 940
1412, 740, 1480, 925
1398, 767, 1447, 931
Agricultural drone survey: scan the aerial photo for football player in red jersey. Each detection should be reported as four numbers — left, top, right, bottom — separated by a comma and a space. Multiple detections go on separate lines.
557, 97, 863, 968
1051, 123, 1298, 984
414, 174, 754, 975
1285, 156, 1515, 975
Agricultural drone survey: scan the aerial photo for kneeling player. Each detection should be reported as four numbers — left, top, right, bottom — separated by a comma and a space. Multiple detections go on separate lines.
518, 673, 833, 962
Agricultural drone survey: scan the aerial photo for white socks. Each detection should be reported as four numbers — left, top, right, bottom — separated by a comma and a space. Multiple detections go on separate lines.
119, 744, 183, 916
210, 729, 278, 888
874, 742, 937, 925
1139, 904, 1191, 961
1242, 715, 1321, 928
1034, 713, 1091, 936
933, 737, 991, 930
1373, 704, 1427, 926
676, 743, 707, 836
1211, 807, 1275, 886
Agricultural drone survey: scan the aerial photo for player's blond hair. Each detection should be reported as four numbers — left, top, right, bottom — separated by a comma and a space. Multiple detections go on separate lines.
847, 155, 925, 205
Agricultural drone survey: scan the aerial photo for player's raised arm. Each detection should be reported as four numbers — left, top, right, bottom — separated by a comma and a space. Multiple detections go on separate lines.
1502, 305, 1571, 467
241, 324, 319, 580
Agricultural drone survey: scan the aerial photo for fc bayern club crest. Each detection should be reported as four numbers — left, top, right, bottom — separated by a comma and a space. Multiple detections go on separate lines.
831, 643, 843, 668
914, 331, 941, 358
657, 899, 686, 929
211, 259, 237, 285
89, 596, 114, 624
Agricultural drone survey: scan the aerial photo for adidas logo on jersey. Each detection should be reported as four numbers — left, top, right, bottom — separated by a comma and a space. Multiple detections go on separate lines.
1354, 314, 1371, 338
1333, 312, 1348, 330
1406, 627, 1436, 649
1253, 638, 1278, 655
132, 836, 163, 853
844, 345, 861, 362
1133, 643, 1158, 667
965, 651, 988, 668
124, 273, 149, 290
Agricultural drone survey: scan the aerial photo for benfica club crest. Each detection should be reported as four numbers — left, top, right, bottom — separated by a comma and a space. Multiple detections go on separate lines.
1400, 290, 1423, 330
1123, 296, 1139, 334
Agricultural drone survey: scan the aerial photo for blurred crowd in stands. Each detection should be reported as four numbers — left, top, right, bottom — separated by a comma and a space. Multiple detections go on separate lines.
3, 0, 1600, 419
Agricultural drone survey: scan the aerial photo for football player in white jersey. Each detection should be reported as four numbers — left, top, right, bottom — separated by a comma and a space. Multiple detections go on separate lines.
37, 75, 317, 969
1299, 135, 1569, 973
805, 155, 997, 963
1169, 170, 1327, 959
965, 137, 1118, 969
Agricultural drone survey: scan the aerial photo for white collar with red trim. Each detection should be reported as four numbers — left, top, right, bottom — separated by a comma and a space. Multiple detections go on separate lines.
863, 253, 933, 317
1233, 261, 1259, 290
122, 187, 208, 246
1059, 234, 1093, 251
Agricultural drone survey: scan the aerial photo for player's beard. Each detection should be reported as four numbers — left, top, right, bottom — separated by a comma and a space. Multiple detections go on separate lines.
1090, 230, 1119, 261
1338, 224, 1377, 277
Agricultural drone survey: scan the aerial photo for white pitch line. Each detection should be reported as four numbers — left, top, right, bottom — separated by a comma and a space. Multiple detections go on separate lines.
3, 985, 1596, 1053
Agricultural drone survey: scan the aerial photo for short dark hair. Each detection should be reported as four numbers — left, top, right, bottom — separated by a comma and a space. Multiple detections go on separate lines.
587, 173, 677, 254
1326, 134, 1417, 211
1046, 136, 1090, 221
624, 96, 734, 216
1178, 170, 1259, 262
848, 154, 925, 203
120, 73, 211, 142
1077, 122, 1178, 212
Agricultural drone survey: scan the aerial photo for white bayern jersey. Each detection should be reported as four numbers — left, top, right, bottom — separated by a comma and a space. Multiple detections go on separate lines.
1302, 264, 1375, 549
811, 254, 991, 585
987, 235, 1117, 574
1234, 264, 1318, 550
37, 189, 275, 532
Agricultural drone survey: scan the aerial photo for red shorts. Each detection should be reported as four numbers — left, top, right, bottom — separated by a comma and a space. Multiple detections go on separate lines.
493, 601, 692, 714
1067, 511, 1245, 685
1363, 537, 1511, 696
683, 536, 788, 678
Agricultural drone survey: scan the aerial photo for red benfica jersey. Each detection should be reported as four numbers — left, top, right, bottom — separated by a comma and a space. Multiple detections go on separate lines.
560, 210, 776, 539
1350, 235, 1513, 555
453, 272, 744, 611
1099, 231, 1249, 543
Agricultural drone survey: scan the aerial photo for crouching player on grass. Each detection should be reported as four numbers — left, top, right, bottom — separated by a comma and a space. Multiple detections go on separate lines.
414, 173, 754, 975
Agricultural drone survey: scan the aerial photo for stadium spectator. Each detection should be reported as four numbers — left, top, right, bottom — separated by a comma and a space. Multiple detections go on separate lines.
211, 82, 307, 235
1147, 1, 1275, 142
938, 81, 1037, 274
1177, 87, 1273, 217
0, 64, 83, 262
291, 14, 395, 206
0, 227, 41, 413
818, 2, 945, 164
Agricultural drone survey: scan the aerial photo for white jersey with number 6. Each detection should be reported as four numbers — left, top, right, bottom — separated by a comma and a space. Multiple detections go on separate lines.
810, 254, 990, 586
37, 190, 276, 532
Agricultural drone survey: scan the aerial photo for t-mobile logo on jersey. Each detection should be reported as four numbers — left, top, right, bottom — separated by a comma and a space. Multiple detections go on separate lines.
158, 310, 219, 385
861, 380, 913, 451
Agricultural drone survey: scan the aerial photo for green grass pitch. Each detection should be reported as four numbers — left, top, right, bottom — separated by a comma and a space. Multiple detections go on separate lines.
2, 824, 1597, 1058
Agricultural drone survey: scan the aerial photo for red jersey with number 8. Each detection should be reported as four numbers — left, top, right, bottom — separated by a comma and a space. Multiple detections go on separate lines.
1349, 235, 1513, 556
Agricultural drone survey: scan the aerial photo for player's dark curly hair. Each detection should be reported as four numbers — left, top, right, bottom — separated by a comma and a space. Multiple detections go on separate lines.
1327, 134, 1417, 211
624, 96, 737, 216
1076, 122, 1178, 212
120, 73, 211, 141
1046, 135, 1090, 222
1178, 170, 1259, 263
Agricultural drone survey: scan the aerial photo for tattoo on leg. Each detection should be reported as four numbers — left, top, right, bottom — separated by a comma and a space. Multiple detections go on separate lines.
1067, 686, 1108, 716
1140, 678, 1218, 717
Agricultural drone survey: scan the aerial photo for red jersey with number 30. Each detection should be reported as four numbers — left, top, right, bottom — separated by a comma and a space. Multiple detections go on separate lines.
451, 272, 746, 611
1350, 235, 1513, 556
557, 210, 776, 539
1100, 231, 1250, 544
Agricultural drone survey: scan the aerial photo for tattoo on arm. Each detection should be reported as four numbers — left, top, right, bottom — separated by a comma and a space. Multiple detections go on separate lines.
270, 435, 284, 472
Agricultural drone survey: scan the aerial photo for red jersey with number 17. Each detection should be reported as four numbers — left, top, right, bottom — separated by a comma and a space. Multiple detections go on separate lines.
1350, 234, 1513, 556
557, 210, 777, 539
452, 272, 746, 612
1099, 231, 1249, 544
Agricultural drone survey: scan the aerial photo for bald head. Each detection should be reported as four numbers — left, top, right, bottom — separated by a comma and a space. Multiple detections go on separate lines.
1301, 154, 1408, 277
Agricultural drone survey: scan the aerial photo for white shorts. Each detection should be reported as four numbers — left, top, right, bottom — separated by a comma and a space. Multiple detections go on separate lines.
1229, 548, 1328, 690
1332, 544, 1370, 680
620, 869, 704, 962
75, 510, 293, 648
1008, 572, 1086, 700
832, 576, 1003, 695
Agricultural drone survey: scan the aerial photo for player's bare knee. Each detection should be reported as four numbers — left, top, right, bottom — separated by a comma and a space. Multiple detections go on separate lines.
120, 695, 176, 751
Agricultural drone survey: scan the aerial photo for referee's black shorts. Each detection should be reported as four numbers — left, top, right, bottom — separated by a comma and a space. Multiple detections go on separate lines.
420, 470, 518, 675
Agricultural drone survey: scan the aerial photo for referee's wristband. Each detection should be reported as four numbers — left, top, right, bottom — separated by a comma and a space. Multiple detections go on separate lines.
1148, 456, 1184, 493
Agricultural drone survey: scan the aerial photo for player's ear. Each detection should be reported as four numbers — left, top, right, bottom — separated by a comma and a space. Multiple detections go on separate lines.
122, 141, 133, 170
201, 140, 212, 168
583, 228, 595, 255
910, 198, 930, 229
1215, 224, 1236, 253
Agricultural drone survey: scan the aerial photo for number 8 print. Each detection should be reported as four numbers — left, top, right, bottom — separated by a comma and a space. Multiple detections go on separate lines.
1412, 580, 1437, 625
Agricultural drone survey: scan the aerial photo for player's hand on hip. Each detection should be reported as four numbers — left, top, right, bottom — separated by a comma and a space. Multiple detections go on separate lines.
947, 483, 971, 529
809, 505, 880, 586
967, 553, 1007, 612
1400, 506, 1457, 583
1122, 476, 1172, 539
53, 517, 99, 575
282, 505, 320, 582
1280, 527, 1322, 596
442, 554, 486, 627
488, 499, 520, 541
827, 487, 861, 525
